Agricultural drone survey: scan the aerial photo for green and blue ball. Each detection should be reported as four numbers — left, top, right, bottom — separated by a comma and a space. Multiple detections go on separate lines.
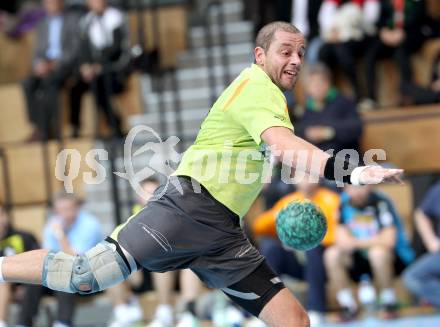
276, 200, 327, 251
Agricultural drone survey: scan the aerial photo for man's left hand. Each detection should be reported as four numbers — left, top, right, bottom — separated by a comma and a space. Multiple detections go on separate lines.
359, 166, 404, 185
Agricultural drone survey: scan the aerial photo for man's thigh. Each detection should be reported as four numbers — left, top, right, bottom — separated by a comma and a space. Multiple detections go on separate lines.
405, 252, 440, 278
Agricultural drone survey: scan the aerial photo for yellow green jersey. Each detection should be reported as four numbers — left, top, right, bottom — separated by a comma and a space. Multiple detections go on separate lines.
174, 64, 294, 217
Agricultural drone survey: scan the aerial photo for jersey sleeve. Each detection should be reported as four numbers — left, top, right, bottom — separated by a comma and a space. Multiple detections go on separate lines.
225, 82, 294, 145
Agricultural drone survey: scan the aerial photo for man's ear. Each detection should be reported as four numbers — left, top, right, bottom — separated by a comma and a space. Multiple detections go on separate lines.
254, 47, 265, 66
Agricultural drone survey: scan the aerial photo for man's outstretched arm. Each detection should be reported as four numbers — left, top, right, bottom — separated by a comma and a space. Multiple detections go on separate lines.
261, 126, 403, 185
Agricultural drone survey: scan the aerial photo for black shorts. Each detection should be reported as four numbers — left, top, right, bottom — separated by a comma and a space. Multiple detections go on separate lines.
349, 250, 407, 282
112, 176, 266, 289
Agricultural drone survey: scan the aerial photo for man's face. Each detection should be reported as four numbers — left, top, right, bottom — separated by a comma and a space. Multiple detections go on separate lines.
296, 179, 319, 196
44, 0, 63, 14
88, 0, 106, 13
54, 198, 79, 226
306, 73, 331, 102
345, 185, 372, 207
255, 30, 306, 91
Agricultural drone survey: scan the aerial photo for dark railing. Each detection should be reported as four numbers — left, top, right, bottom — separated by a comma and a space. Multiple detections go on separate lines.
204, 1, 230, 105
107, 138, 124, 226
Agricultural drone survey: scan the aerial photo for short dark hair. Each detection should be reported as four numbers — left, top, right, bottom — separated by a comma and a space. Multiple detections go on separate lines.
306, 63, 332, 81
52, 191, 80, 206
255, 21, 301, 52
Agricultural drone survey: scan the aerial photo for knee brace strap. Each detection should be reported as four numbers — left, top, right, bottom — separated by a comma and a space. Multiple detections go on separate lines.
42, 251, 76, 293
42, 241, 131, 294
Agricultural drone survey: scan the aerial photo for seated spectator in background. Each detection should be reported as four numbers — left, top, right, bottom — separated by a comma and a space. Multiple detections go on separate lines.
107, 178, 158, 327
295, 64, 363, 155
244, 0, 293, 38
325, 185, 414, 321
0, 205, 40, 327
23, 192, 103, 327
403, 180, 440, 308
108, 176, 203, 327
0, 1, 45, 39
318, 0, 380, 100
69, 0, 131, 138
401, 51, 440, 105
253, 177, 340, 326
363, 0, 427, 109
291, 0, 323, 64
22, 0, 80, 141
139, 178, 203, 327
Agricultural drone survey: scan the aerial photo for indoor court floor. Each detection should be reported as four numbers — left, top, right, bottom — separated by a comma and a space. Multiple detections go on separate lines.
323, 314, 440, 327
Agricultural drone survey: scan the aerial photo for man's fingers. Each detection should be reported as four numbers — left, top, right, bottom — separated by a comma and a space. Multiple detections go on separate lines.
382, 168, 404, 184
361, 166, 404, 185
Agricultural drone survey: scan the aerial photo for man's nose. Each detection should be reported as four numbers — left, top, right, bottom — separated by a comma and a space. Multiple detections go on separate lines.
289, 53, 301, 66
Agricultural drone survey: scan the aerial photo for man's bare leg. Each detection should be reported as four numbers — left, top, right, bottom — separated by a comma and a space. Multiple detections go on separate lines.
368, 245, 394, 290
0, 283, 12, 324
1, 250, 48, 284
324, 245, 358, 313
324, 246, 352, 291
180, 269, 201, 303
368, 245, 397, 314
258, 288, 310, 327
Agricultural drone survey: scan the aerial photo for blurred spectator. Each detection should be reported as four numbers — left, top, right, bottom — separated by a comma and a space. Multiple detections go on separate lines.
23, 192, 103, 327
318, 0, 380, 100
295, 63, 363, 155
0, 205, 40, 327
106, 177, 160, 327
291, 0, 323, 64
363, 0, 427, 109
143, 179, 203, 327
403, 180, 440, 308
108, 177, 203, 326
22, 0, 80, 141
69, 0, 131, 138
0, 1, 45, 39
401, 51, 440, 105
325, 185, 414, 321
253, 178, 340, 326
244, 0, 292, 38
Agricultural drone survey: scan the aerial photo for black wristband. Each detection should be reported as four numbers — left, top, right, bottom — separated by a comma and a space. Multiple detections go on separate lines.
323, 155, 359, 184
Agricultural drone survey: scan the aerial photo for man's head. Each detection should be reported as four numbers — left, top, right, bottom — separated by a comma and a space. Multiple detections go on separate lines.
305, 63, 332, 102
52, 192, 81, 227
254, 22, 306, 91
345, 185, 372, 208
87, 0, 107, 14
43, 0, 64, 15
137, 177, 160, 205
296, 179, 319, 198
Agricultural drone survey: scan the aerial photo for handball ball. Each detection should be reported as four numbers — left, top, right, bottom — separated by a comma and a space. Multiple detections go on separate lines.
276, 200, 327, 251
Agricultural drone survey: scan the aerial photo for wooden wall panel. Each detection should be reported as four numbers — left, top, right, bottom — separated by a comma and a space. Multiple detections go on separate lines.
361, 105, 440, 173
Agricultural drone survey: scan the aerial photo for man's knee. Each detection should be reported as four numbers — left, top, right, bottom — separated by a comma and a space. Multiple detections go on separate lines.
259, 288, 310, 327
42, 240, 134, 294
323, 245, 342, 267
368, 245, 393, 266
